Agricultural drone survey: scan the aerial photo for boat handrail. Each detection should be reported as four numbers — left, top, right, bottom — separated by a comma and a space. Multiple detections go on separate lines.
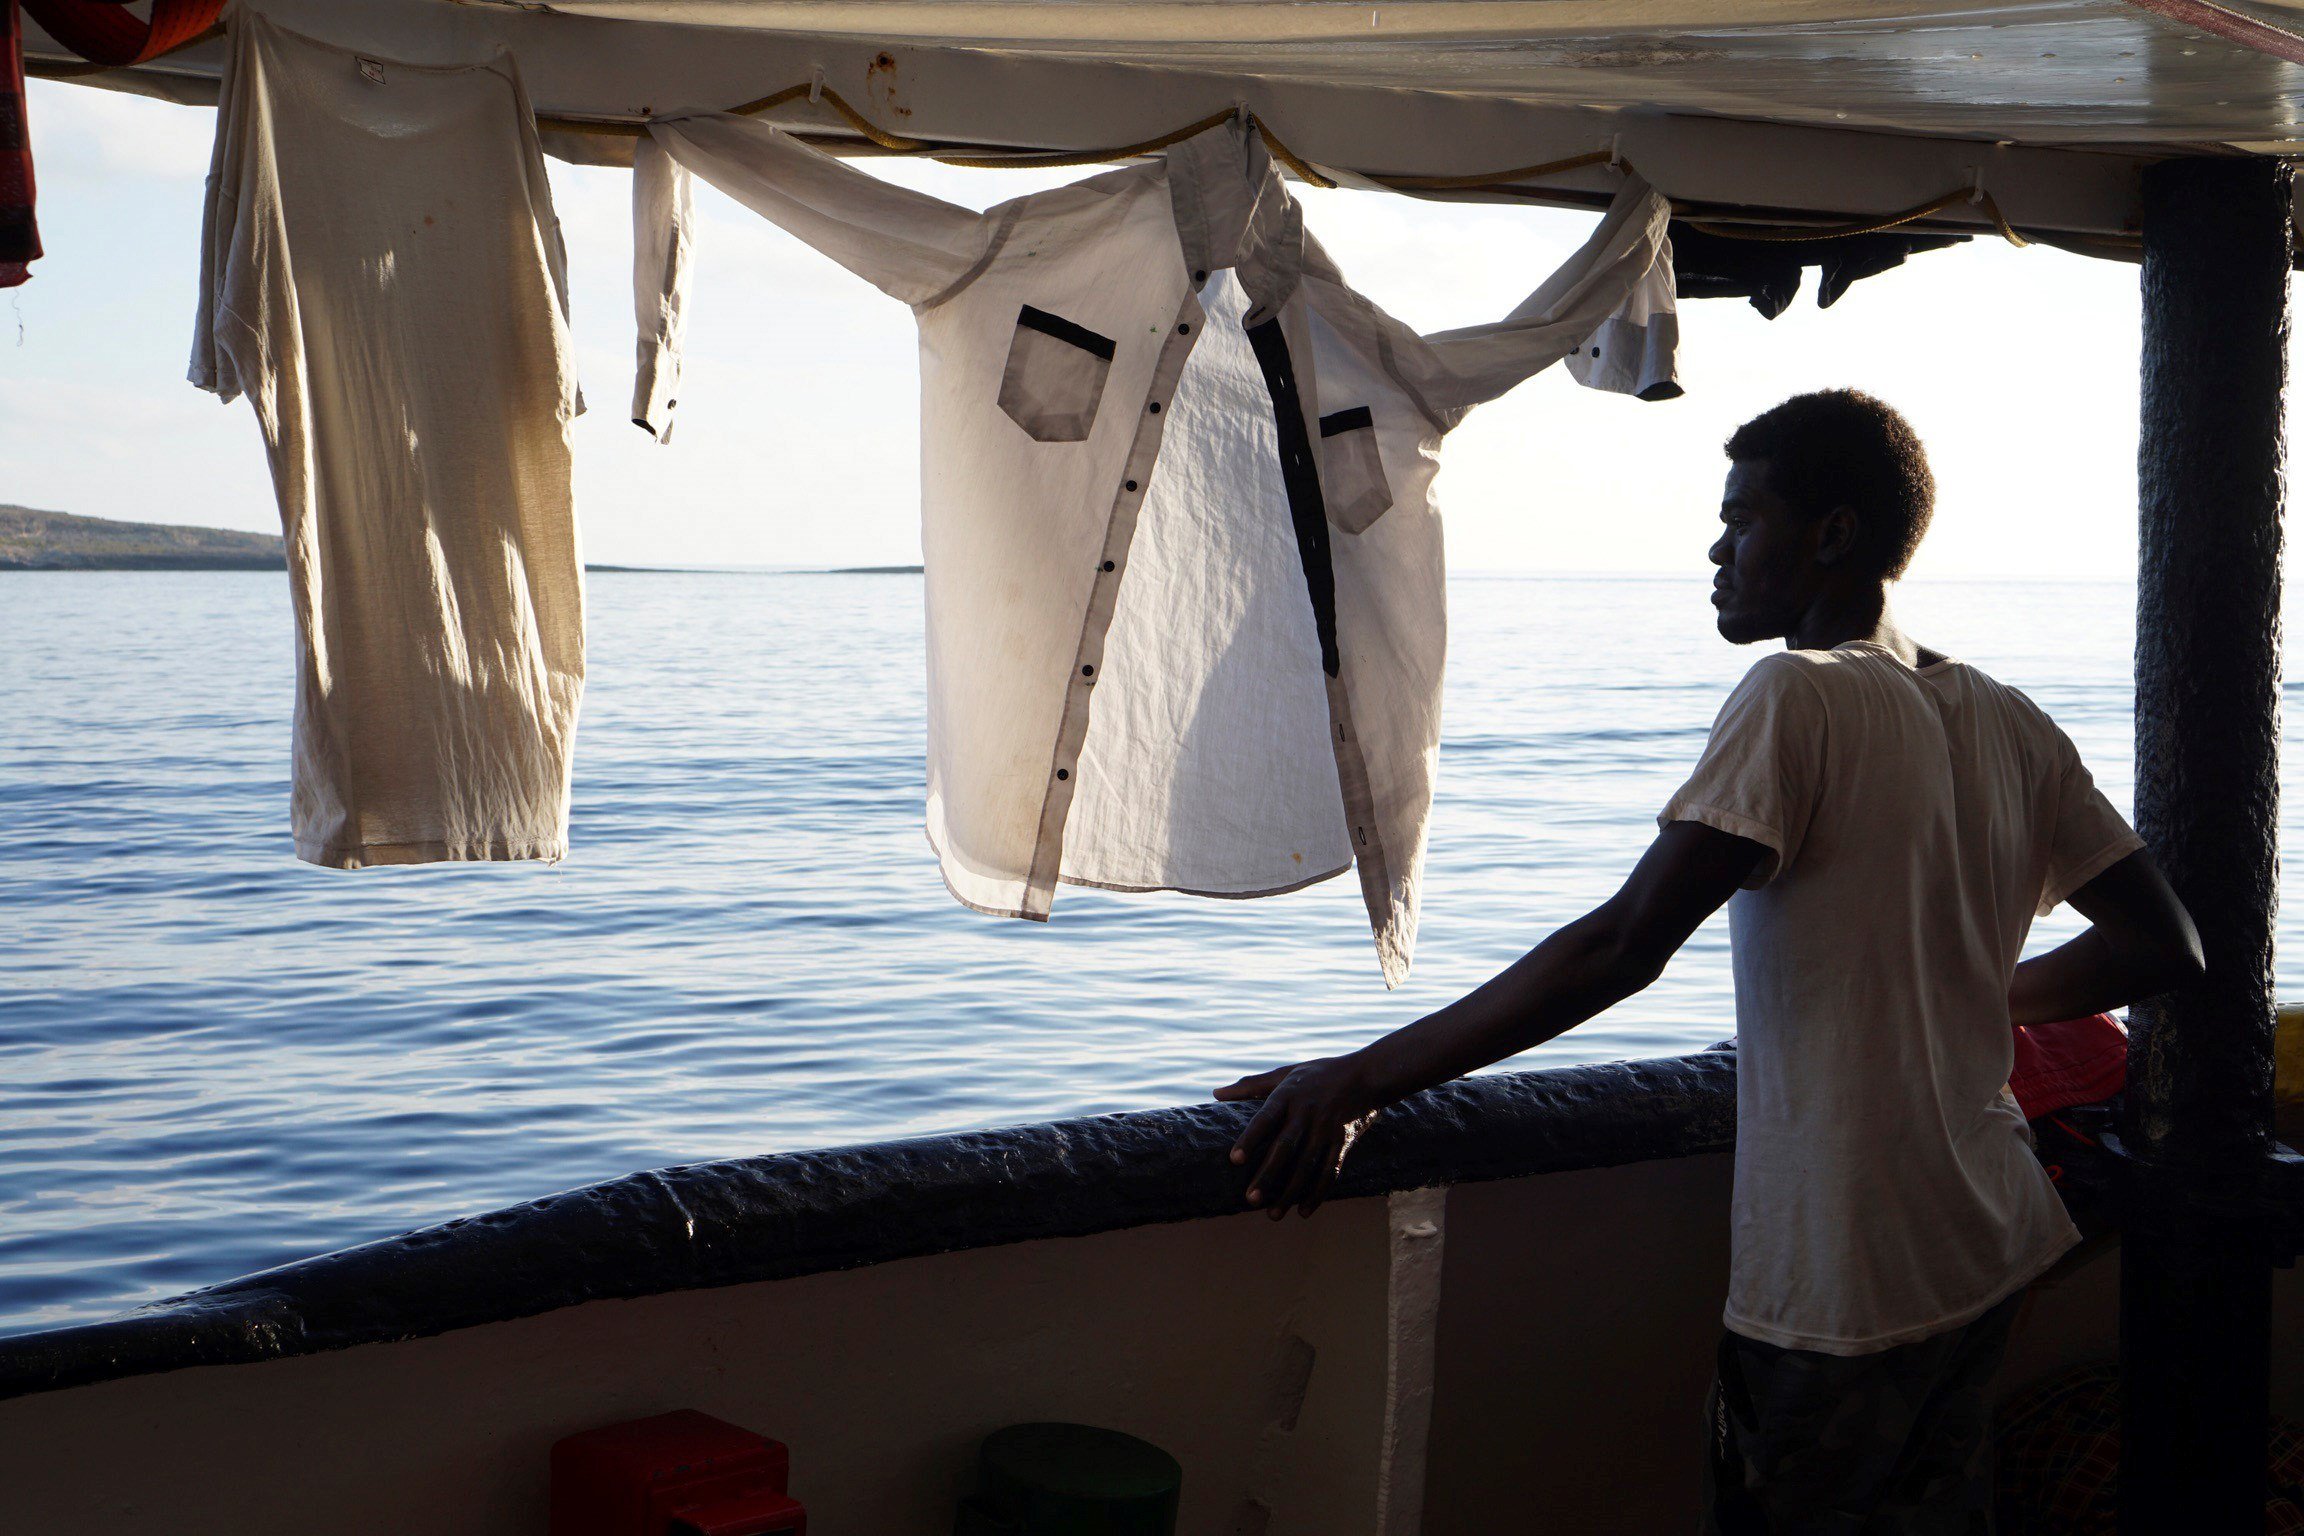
0, 1045, 1737, 1403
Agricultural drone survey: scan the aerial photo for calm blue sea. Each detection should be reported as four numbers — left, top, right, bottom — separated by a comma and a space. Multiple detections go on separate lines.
0, 569, 2287, 1336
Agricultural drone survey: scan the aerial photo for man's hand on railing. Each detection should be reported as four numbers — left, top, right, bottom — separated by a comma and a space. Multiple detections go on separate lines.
1216, 1054, 1382, 1220
1215, 822, 1763, 1221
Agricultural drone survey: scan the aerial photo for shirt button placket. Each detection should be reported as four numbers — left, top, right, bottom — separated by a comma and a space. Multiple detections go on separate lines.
1067, 289, 1198, 802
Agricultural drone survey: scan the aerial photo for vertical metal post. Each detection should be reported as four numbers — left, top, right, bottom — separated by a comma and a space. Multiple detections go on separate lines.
2125, 155, 2290, 1534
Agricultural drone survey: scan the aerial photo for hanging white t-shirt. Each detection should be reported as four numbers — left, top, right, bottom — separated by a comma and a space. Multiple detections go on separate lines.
1663, 641, 2143, 1354
191, 13, 586, 868
634, 115, 1678, 983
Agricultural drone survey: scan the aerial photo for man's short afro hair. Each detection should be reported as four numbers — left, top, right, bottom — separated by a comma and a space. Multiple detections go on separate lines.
1725, 389, 1935, 581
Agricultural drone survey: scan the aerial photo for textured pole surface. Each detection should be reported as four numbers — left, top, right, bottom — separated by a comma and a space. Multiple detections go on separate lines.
2123, 155, 2289, 1535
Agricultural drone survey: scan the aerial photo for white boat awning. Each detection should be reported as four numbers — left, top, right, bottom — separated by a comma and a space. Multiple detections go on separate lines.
515, 0, 2304, 149
27, 0, 2304, 239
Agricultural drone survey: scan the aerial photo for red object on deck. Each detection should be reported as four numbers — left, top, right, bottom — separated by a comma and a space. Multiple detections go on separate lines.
550, 1410, 807, 1536
2011, 1012, 2128, 1121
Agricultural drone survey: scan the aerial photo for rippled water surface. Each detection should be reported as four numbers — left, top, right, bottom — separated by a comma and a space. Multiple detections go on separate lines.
2, 570, 2287, 1335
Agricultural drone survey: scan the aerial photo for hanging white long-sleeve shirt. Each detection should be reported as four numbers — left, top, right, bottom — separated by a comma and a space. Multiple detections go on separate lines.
634, 115, 1676, 983
192, 13, 587, 870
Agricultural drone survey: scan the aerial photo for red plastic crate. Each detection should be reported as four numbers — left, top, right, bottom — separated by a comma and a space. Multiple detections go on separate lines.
550, 1410, 806, 1536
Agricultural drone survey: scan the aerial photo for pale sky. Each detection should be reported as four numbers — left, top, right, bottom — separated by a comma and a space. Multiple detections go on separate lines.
0, 78, 2265, 582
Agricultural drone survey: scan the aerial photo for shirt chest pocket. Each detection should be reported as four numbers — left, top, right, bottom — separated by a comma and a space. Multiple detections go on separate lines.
1319, 407, 1394, 534
997, 305, 1116, 443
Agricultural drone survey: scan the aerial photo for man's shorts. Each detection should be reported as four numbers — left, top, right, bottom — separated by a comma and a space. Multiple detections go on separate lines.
1701, 1292, 2023, 1535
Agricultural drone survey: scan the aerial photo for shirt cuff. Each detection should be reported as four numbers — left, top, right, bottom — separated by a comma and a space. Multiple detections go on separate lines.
2037, 831, 2147, 917
1567, 312, 1682, 402
1659, 798, 1787, 886
632, 347, 679, 443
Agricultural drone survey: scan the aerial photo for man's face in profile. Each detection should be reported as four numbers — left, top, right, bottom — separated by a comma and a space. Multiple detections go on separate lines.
1709, 459, 1824, 646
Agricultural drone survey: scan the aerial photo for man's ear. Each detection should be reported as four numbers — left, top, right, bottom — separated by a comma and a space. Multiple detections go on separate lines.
1814, 505, 1861, 567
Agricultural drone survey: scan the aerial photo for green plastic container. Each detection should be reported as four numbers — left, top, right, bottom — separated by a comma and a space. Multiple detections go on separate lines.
953, 1422, 1182, 1536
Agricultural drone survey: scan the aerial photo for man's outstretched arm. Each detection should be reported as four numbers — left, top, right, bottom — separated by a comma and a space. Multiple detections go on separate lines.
2008, 848, 2204, 1027
1216, 819, 1766, 1219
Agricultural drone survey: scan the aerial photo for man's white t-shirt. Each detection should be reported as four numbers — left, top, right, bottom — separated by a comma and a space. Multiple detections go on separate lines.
1662, 640, 2144, 1355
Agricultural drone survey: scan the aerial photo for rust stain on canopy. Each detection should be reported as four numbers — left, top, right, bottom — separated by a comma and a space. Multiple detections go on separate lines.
867, 47, 913, 120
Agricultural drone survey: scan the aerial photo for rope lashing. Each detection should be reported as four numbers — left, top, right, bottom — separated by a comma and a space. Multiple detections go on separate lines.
21, 0, 224, 69
1374, 147, 1615, 192
723, 81, 936, 152
553, 85, 1330, 186
550, 77, 2028, 246
1254, 118, 1335, 189
1690, 186, 2030, 248
720, 86, 1334, 183
927, 109, 1240, 171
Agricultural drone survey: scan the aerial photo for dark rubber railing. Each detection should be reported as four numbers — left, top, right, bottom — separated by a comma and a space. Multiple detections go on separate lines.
0, 1046, 1737, 1402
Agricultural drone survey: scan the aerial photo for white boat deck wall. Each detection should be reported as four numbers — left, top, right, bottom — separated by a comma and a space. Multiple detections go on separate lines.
0, 1196, 1400, 1534
1425, 1157, 2304, 1531
1423, 1153, 1737, 1533
12, 1153, 2304, 1532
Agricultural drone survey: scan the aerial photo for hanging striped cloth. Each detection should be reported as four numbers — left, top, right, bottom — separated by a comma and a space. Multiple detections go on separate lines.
6, 0, 228, 287
1, 1, 35, 287
21, 0, 223, 68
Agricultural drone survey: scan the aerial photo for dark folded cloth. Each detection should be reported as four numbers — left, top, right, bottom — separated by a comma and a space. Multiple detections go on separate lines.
1672, 224, 1965, 319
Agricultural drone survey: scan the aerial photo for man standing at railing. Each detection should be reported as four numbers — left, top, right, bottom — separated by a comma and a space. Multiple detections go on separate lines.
1217, 389, 2204, 1534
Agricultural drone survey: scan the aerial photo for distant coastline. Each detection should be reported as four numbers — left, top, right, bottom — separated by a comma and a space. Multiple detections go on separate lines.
1, 506, 285, 571
2, 508, 928, 575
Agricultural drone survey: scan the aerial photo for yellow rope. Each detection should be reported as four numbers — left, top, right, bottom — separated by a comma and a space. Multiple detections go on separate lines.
728, 83, 935, 152
720, 82, 810, 120
1255, 119, 1336, 189
534, 114, 648, 137
1982, 190, 2032, 248
540, 83, 1346, 190
1375, 147, 1614, 192
1690, 187, 2030, 248
931, 109, 1238, 170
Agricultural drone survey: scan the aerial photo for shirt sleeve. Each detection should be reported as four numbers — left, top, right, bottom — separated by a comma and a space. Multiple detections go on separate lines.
1403, 174, 1678, 425
2037, 725, 2145, 916
1563, 235, 1681, 402
631, 133, 694, 440
632, 112, 1000, 440
1659, 656, 1829, 887
190, 19, 262, 411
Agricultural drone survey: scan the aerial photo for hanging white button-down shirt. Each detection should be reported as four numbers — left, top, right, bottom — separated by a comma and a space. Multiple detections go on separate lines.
192, 13, 587, 870
634, 116, 1676, 983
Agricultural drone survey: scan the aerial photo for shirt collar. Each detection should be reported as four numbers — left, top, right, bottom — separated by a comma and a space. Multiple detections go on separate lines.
1165, 117, 1305, 325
